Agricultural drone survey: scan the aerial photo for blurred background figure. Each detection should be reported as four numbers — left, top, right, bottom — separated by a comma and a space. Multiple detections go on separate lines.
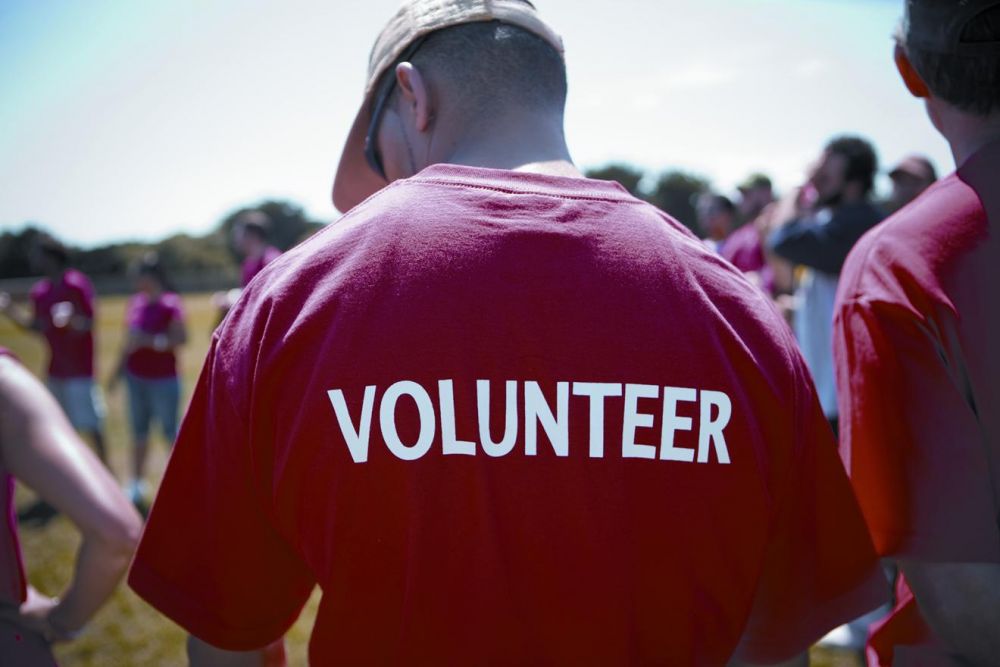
696, 192, 737, 253
0, 235, 107, 464
0, 234, 108, 527
719, 174, 776, 292
108, 253, 188, 508
212, 210, 283, 326
768, 135, 884, 436
885, 154, 937, 213
0, 347, 141, 663
234, 211, 282, 288
736, 173, 775, 223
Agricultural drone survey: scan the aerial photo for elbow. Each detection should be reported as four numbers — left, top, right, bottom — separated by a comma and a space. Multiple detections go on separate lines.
95, 504, 143, 563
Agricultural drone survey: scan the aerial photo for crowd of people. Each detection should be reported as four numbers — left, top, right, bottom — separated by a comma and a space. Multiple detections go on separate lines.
0, 0, 997, 665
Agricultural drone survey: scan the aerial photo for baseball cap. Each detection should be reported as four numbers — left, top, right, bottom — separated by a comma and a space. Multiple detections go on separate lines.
737, 173, 773, 193
903, 0, 1000, 56
888, 154, 937, 182
332, 0, 565, 213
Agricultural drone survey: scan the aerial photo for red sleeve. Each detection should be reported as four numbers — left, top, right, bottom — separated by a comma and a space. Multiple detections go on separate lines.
128, 335, 315, 650
73, 273, 95, 318
835, 298, 1000, 563
736, 350, 888, 664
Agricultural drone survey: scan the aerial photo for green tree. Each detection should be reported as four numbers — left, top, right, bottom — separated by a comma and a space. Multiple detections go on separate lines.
584, 164, 644, 197
645, 170, 711, 234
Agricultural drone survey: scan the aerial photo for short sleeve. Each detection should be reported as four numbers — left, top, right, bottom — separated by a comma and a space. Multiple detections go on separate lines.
128, 335, 315, 650
736, 351, 887, 664
72, 274, 95, 318
834, 298, 1000, 563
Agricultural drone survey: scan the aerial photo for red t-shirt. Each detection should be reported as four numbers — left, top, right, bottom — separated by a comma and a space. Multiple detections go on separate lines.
835, 140, 1000, 665
125, 292, 184, 379
131, 165, 884, 664
29, 269, 96, 379
241, 246, 282, 288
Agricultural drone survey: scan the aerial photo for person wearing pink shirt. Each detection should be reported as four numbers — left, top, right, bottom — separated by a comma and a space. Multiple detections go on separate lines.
233, 211, 282, 288
211, 211, 283, 327
0, 235, 107, 465
109, 253, 188, 506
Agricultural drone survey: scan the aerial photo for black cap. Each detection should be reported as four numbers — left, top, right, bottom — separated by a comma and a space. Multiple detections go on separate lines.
904, 0, 1000, 55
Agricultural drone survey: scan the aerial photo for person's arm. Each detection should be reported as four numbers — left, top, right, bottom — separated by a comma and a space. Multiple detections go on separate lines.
130, 306, 188, 352
0, 292, 41, 331
768, 204, 881, 275
899, 560, 1000, 666
0, 356, 142, 640
106, 330, 136, 391
188, 636, 266, 667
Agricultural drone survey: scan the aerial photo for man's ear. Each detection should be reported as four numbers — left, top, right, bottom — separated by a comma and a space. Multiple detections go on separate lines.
895, 43, 931, 98
395, 63, 432, 133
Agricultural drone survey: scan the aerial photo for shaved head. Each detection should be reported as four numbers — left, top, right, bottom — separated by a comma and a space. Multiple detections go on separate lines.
387, 20, 567, 120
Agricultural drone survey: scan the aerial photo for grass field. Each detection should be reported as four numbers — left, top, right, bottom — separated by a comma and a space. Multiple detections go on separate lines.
0, 292, 861, 666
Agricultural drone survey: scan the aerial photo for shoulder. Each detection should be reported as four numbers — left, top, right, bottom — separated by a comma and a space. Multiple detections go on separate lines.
29, 279, 51, 300
63, 269, 94, 291
838, 174, 981, 307
162, 292, 184, 313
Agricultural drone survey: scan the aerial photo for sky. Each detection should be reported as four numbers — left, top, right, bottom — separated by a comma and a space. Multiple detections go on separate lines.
0, 0, 952, 247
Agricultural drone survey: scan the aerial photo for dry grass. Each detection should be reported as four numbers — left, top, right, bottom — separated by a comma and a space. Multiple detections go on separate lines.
0, 293, 861, 666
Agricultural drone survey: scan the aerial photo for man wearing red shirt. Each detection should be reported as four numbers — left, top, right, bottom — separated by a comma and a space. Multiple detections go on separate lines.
834, 1, 1000, 665
0, 235, 107, 465
131, 1, 886, 664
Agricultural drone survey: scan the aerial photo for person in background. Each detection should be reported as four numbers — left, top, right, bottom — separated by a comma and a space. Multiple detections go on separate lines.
108, 253, 187, 507
720, 174, 776, 292
834, 1, 1000, 664
767, 136, 884, 436
0, 347, 141, 663
212, 211, 283, 327
696, 192, 737, 253
234, 211, 282, 288
886, 154, 937, 213
129, 1, 885, 664
0, 235, 107, 465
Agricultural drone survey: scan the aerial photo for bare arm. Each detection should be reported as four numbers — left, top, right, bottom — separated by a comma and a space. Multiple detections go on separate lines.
900, 560, 1000, 666
0, 356, 142, 638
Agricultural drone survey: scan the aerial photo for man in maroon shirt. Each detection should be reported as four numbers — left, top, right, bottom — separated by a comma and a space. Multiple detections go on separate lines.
0, 235, 107, 465
131, 1, 885, 664
834, 1, 1000, 664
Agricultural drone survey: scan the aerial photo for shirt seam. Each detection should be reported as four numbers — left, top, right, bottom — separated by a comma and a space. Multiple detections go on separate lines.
409, 178, 642, 204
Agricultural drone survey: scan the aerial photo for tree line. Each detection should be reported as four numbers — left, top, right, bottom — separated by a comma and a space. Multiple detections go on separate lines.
0, 167, 712, 286
0, 200, 325, 284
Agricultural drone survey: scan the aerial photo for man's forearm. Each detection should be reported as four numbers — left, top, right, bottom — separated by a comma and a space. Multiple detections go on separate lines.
901, 560, 1000, 666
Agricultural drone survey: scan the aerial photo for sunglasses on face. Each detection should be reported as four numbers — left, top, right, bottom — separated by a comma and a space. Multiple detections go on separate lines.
363, 36, 429, 181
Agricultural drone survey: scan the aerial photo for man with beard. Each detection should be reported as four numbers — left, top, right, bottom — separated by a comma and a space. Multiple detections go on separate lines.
768, 136, 884, 435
